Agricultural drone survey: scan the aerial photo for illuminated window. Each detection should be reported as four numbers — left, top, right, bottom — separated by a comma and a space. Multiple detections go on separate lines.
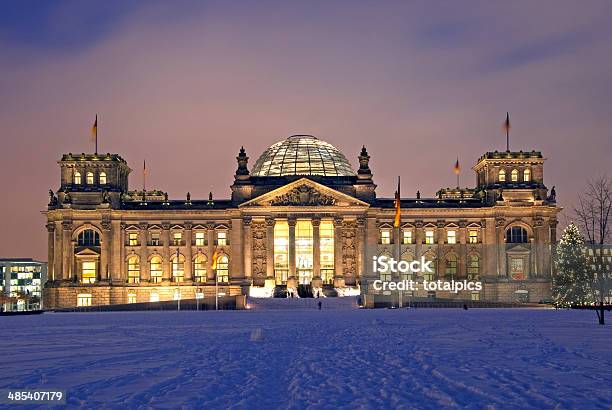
194, 254, 207, 283
173, 232, 182, 246
149, 292, 159, 302
320, 220, 334, 284
445, 255, 457, 279
468, 255, 480, 279
128, 233, 138, 246
379, 254, 391, 282
381, 229, 391, 244
217, 231, 227, 246
498, 169, 506, 182
150, 232, 160, 246
86, 172, 94, 184
401, 253, 413, 281
171, 253, 185, 282
150, 256, 162, 283
402, 230, 413, 245
506, 226, 528, 243
127, 294, 137, 304
81, 261, 96, 284
425, 230, 435, 244
127, 256, 140, 284
296, 220, 314, 285
471, 291, 480, 301
468, 230, 478, 244
423, 254, 436, 281
195, 232, 206, 246
77, 293, 92, 307
447, 230, 456, 244
216, 255, 229, 283
511, 169, 518, 182
77, 229, 100, 246
274, 221, 289, 284
523, 168, 531, 182
99, 171, 107, 184
74, 171, 82, 184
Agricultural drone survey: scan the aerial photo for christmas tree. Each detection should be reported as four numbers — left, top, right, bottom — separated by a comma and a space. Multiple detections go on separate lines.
552, 223, 593, 307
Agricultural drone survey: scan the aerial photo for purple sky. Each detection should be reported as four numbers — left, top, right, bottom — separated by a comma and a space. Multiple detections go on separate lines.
1, 1, 611, 260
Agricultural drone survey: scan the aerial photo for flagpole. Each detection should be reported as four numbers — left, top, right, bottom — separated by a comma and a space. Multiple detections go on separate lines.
397, 176, 402, 308
95, 115, 98, 154
506, 112, 510, 152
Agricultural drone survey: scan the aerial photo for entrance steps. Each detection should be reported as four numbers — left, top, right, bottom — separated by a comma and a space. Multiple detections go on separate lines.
247, 295, 360, 310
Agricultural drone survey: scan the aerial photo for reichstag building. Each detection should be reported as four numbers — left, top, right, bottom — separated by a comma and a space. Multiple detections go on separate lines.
44, 135, 560, 307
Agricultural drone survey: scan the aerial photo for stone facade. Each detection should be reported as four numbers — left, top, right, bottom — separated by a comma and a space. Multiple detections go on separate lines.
44, 137, 560, 308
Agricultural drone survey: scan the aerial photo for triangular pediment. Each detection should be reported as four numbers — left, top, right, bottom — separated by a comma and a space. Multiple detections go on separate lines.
239, 178, 369, 208
75, 248, 100, 257
506, 244, 531, 254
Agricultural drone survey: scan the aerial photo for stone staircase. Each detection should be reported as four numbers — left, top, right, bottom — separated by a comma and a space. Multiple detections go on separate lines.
247, 295, 360, 310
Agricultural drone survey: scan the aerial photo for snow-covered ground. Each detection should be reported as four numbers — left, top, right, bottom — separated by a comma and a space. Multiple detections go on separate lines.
1, 308, 610, 409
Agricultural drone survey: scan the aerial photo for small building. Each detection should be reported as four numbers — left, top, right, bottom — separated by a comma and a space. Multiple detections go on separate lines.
0, 259, 47, 311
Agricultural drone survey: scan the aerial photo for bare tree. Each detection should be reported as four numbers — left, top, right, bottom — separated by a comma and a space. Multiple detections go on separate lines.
574, 176, 612, 325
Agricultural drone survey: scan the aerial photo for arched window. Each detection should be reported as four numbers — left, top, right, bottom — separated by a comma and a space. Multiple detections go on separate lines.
194, 254, 207, 283
423, 252, 436, 281
86, 172, 94, 184
468, 255, 480, 279
127, 256, 140, 284
498, 169, 506, 182
77, 229, 100, 246
150, 256, 162, 283
74, 171, 82, 184
511, 169, 519, 182
401, 252, 414, 281
506, 226, 529, 243
99, 171, 107, 184
523, 168, 531, 182
216, 255, 229, 283
172, 253, 185, 282
445, 254, 457, 280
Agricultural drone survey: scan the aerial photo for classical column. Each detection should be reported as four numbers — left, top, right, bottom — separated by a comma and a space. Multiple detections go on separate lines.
207, 222, 215, 281
114, 221, 124, 283
287, 217, 297, 286
436, 221, 445, 280
364, 217, 378, 281
46, 223, 55, 281
230, 218, 243, 282
61, 221, 72, 281
459, 221, 467, 279
414, 220, 423, 263
333, 216, 344, 287
100, 219, 111, 281
311, 217, 321, 287
54, 221, 63, 282
162, 222, 171, 282
265, 217, 275, 284
139, 222, 149, 281
357, 217, 366, 282
495, 217, 506, 277
184, 222, 193, 281
243, 217, 252, 281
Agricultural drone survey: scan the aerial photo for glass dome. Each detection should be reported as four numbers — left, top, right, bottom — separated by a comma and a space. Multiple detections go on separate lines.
251, 135, 355, 177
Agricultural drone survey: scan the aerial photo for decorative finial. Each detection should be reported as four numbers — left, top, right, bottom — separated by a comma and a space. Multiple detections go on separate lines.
416, 190, 421, 200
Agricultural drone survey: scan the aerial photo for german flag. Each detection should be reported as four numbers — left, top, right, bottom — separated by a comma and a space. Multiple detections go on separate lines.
211, 249, 220, 270
453, 157, 460, 175
91, 115, 97, 141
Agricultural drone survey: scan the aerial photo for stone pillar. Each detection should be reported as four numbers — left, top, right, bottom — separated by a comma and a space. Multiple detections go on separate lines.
54, 221, 63, 282
414, 220, 423, 261
46, 223, 55, 281
62, 221, 72, 281
459, 221, 467, 279
162, 222, 171, 282
184, 222, 193, 281
495, 217, 506, 277
114, 221, 124, 283
207, 222, 215, 281
100, 219, 111, 281
265, 217, 275, 286
243, 217, 252, 281
139, 222, 149, 281
230, 218, 243, 282
357, 217, 366, 283
333, 216, 344, 287
365, 217, 378, 281
312, 217, 321, 287
436, 221, 445, 280
287, 217, 297, 287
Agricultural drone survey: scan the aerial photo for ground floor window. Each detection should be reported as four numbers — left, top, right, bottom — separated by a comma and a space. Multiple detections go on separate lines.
149, 292, 159, 302
77, 293, 92, 306
150, 256, 162, 283
471, 291, 480, 301
216, 255, 229, 283
127, 294, 137, 304
321, 268, 334, 284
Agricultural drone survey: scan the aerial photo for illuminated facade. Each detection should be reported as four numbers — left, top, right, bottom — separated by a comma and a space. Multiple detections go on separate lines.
44, 135, 560, 308
1, 259, 47, 310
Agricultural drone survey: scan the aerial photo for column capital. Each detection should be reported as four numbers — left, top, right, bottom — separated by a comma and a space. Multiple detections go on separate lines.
436, 220, 445, 229
46, 222, 55, 232
184, 221, 193, 230
62, 221, 73, 231
161, 221, 171, 230
101, 220, 112, 231
265, 217, 275, 227
333, 216, 343, 227
243, 216, 252, 226
287, 216, 297, 227
138, 222, 148, 230
207, 222, 216, 230
120, 222, 127, 230
414, 219, 423, 228
311, 217, 321, 227
356, 216, 366, 227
